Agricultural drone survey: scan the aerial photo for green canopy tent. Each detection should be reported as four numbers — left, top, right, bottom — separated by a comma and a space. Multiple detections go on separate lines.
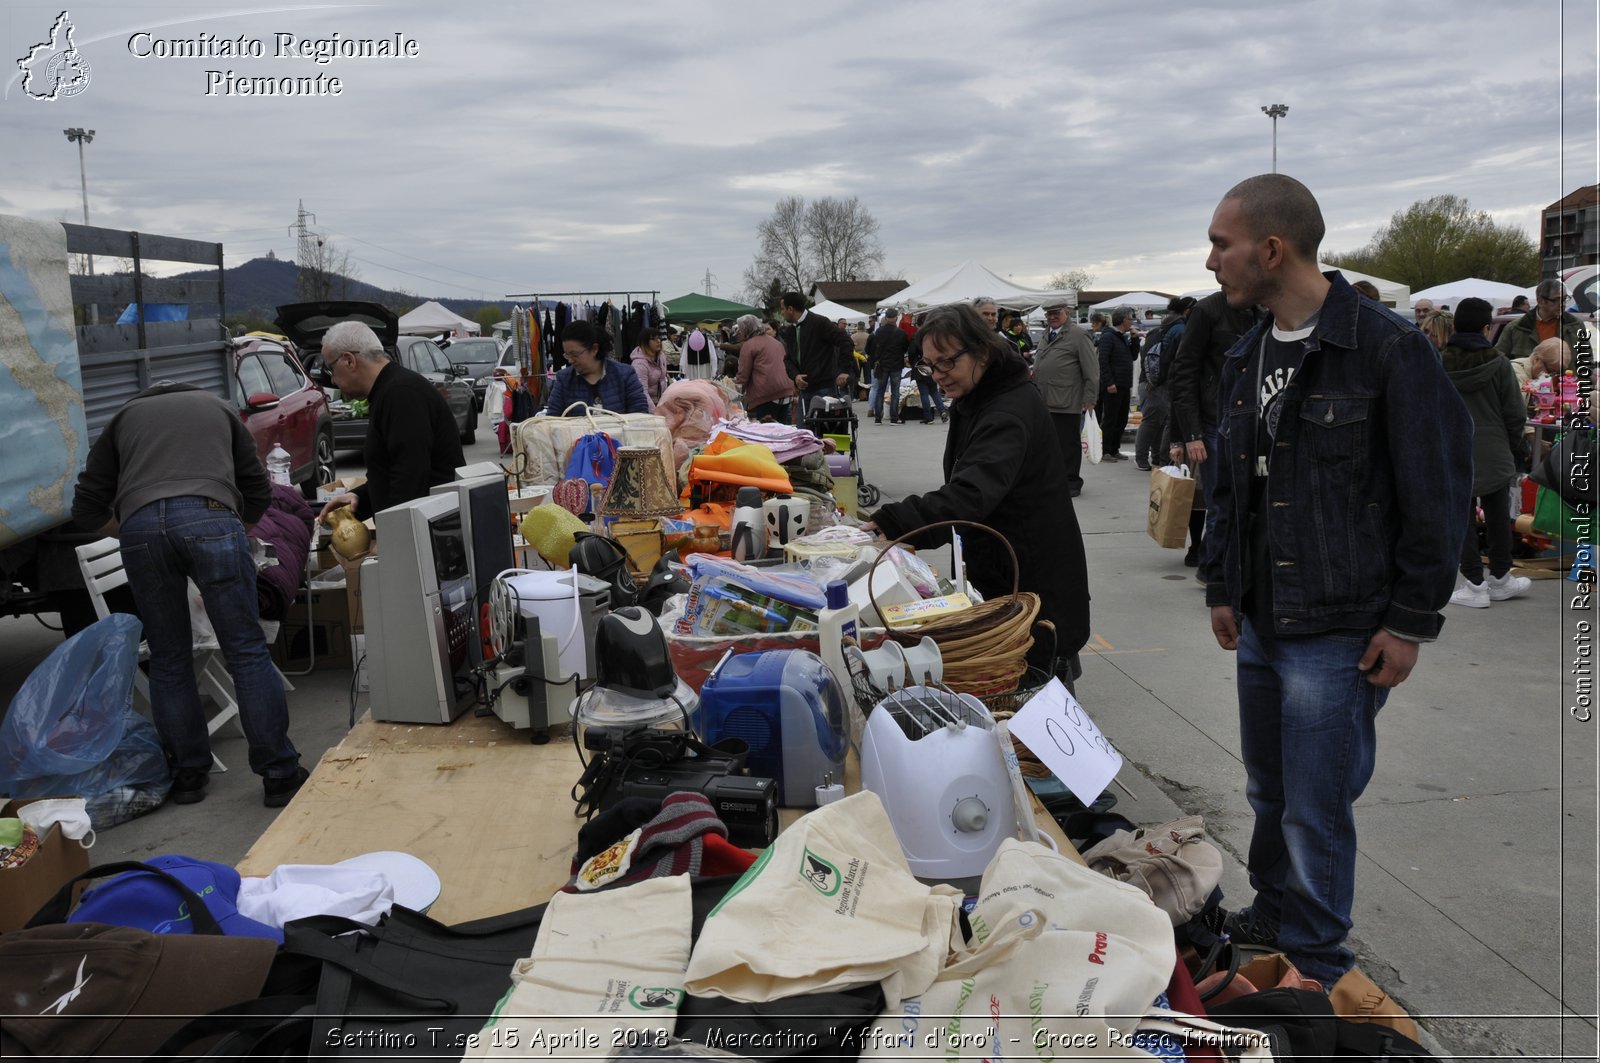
662, 293, 761, 324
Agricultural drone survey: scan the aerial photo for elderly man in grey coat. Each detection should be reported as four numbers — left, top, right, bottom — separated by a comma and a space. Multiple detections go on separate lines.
1032, 301, 1100, 496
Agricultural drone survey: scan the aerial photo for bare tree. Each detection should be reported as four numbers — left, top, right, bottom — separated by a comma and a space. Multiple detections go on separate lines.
745, 195, 887, 299
296, 237, 361, 301
806, 195, 884, 283
751, 196, 809, 294
1047, 268, 1095, 292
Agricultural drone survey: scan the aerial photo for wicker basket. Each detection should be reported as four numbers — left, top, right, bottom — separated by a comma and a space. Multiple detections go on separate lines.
867, 520, 1044, 698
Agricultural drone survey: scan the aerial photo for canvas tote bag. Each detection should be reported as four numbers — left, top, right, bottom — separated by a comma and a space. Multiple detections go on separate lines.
861, 839, 1175, 1062
684, 791, 961, 1007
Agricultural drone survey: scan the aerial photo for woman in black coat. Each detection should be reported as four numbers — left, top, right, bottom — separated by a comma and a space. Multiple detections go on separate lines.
866, 304, 1090, 682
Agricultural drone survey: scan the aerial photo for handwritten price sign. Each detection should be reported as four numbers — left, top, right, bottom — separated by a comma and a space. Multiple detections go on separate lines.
1006, 678, 1123, 807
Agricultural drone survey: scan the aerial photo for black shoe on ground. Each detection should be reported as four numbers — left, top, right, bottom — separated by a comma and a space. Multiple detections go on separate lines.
263, 765, 310, 808
171, 768, 209, 805
1135, 460, 1152, 471
921, 418, 933, 424
890, 418, 903, 425
1184, 545, 1201, 567
874, 416, 882, 424
1204, 905, 1280, 948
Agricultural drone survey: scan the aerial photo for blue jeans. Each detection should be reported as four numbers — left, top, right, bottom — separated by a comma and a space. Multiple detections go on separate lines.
914, 375, 946, 420
1235, 618, 1386, 986
867, 370, 900, 421
119, 498, 301, 779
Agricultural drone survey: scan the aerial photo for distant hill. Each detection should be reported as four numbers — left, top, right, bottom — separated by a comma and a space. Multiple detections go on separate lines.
174, 257, 511, 323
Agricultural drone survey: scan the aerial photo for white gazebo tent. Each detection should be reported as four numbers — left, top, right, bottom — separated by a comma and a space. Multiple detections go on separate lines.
1090, 291, 1172, 312
399, 300, 481, 336
1408, 277, 1531, 310
1320, 264, 1409, 311
809, 298, 870, 322
878, 260, 1071, 311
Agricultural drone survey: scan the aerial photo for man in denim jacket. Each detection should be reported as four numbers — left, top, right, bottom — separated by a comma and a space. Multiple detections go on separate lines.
1199, 175, 1472, 988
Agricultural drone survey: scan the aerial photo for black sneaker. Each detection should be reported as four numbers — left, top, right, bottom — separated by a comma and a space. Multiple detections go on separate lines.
171, 768, 209, 805
263, 765, 310, 808
1135, 460, 1152, 471
1204, 905, 1281, 949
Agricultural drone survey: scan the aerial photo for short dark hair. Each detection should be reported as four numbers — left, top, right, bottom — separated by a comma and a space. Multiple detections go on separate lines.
561, 320, 600, 351
1455, 297, 1494, 334
915, 303, 1022, 376
1351, 280, 1381, 300
1223, 173, 1325, 261
781, 292, 806, 312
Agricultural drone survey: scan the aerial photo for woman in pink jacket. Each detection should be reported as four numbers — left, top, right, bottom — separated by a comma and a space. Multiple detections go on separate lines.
629, 331, 670, 411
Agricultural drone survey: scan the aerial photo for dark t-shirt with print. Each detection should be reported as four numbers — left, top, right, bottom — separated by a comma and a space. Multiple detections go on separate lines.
1242, 320, 1312, 633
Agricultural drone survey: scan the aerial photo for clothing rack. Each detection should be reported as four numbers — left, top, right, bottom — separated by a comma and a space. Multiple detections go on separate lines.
504, 289, 661, 302
506, 291, 666, 399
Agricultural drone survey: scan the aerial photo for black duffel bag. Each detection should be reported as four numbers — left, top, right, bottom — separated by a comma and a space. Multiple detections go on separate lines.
147, 875, 885, 1062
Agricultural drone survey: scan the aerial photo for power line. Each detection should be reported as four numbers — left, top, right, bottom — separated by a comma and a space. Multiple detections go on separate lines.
319, 225, 519, 291
342, 253, 499, 299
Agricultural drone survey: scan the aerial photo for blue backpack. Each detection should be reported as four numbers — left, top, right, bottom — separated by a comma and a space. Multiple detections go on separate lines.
1142, 321, 1184, 385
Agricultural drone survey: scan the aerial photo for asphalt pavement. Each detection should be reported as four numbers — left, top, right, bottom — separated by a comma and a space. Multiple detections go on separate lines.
1, 409, 1595, 1060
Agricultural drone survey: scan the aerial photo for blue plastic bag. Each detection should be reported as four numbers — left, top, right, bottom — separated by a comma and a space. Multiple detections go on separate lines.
563, 431, 618, 486
0, 614, 170, 813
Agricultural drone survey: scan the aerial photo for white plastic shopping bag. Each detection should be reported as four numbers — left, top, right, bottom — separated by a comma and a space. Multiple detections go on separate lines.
1082, 410, 1103, 465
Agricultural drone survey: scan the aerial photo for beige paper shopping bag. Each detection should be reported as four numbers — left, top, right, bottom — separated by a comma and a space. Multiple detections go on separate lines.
685, 790, 962, 1004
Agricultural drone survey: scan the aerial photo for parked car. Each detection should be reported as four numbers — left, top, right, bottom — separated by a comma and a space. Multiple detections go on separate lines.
276, 301, 478, 450
440, 335, 503, 400
232, 336, 336, 498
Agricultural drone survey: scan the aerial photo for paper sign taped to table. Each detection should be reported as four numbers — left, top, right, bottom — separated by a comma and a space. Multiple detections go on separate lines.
1006, 678, 1123, 808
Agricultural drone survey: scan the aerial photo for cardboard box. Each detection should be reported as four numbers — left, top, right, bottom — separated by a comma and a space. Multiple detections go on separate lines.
0, 798, 92, 932
337, 549, 372, 634
271, 586, 353, 671
317, 475, 367, 501
611, 519, 663, 575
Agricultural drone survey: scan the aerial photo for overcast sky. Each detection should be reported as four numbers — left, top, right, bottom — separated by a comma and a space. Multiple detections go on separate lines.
3, 0, 1596, 305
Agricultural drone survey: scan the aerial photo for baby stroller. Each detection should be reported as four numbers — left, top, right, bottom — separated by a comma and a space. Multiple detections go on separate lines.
805, 394, 879, 507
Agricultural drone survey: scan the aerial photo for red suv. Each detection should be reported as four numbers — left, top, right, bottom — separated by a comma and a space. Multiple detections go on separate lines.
233, 336, 337, 498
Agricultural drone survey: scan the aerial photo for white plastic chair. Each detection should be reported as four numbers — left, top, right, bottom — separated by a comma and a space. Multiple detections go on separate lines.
74, 537, 249, 773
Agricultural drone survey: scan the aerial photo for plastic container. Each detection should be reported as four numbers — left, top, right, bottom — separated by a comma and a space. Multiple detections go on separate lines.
266, 442, 292, 486
817, 581, 858, 692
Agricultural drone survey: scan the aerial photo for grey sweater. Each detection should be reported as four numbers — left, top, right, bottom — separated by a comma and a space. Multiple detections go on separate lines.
73, 383, 271, 529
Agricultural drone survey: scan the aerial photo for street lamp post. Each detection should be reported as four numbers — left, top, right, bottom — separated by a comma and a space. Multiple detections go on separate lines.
1260, 104, 1288, 173
63, 127, 95, 276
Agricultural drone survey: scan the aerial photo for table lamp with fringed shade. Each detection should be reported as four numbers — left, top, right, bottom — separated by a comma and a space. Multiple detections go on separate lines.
599, 446, 681, 518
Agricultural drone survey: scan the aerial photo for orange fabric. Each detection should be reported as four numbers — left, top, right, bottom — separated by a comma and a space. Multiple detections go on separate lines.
676, 502, 735, 530
1536, 315, 1560, 343
683, 439, 792, 495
